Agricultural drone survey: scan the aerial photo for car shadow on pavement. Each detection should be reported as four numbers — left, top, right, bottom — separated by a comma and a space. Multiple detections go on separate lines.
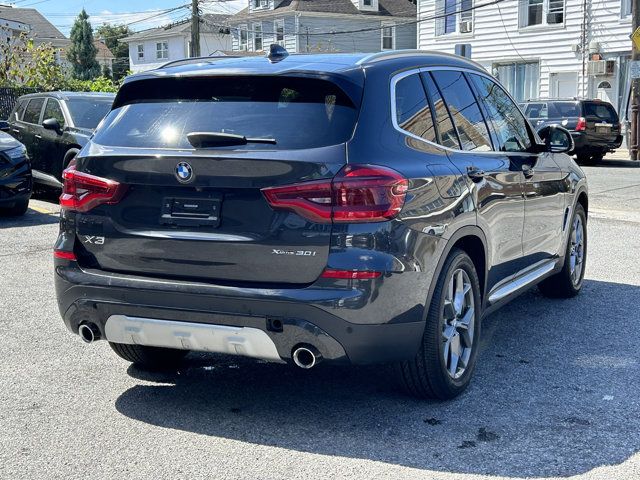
0, 207, 59, 228
114, 279, 640, 478
591, 158, 640, 168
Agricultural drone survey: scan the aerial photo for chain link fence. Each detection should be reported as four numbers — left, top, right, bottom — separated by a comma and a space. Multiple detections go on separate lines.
0, 87, 39, 120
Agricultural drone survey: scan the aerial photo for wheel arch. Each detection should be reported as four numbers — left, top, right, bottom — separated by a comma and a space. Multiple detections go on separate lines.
424, 226, 489, 322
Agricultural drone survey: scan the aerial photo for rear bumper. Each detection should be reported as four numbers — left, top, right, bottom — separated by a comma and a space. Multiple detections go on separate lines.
55, 262, 427, 365
571, 132, 623, 154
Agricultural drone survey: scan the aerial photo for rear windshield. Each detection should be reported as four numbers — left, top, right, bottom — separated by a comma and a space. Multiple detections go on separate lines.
92, 76, 359, 150
583, 102, 618, 122
552, 102, 581, 117
67, 97, 113, 129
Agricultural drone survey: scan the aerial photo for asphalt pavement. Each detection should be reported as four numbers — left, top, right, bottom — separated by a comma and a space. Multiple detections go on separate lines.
1, 157, 639, 480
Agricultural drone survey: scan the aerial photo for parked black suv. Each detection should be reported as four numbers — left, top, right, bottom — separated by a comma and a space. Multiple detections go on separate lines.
5, 92, 114, 187
54, 50, 588, 400
0, 130, 31, 216
521, 98, 622, 165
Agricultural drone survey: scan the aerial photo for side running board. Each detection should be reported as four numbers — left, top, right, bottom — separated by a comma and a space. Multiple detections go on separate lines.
488, 259, 557, 304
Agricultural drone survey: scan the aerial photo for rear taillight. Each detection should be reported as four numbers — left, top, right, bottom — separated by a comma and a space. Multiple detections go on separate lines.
576, 117, 587, 132
59, 165, 127, 213
261, 165, 408, 223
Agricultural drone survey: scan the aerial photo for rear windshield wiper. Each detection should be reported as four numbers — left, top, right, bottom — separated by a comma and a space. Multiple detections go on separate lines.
187, 131, 277, 148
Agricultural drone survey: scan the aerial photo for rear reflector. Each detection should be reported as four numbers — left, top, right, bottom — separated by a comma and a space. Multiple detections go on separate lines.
54, 249, 76, 260
320, 269, 382, 279
261, 164, 408, 223
60, 165, 127, 213
576, 117, 587, 132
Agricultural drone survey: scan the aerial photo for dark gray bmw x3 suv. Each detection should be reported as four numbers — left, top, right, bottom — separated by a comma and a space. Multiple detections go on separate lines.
54, 49, 588, 400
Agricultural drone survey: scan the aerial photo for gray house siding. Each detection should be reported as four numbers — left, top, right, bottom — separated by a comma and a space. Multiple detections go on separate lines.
230, 14, 416, 54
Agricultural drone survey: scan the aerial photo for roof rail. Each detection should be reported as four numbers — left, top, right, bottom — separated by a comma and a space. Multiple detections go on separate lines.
158, 55, 238, 69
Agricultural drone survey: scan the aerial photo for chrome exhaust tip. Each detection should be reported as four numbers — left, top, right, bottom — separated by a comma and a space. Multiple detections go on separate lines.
292, 345, 322, 369
78, 323, 101, 344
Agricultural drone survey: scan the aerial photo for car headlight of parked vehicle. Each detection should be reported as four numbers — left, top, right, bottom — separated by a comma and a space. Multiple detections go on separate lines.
3, 145, 27, 162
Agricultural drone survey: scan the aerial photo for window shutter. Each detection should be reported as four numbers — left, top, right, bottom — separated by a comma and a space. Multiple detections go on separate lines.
517, 0, 527, 28
435, 0, 444, 36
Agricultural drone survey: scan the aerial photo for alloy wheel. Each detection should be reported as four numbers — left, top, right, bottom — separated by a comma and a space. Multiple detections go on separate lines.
569, 215, 585, 286
442, 268, 475, 379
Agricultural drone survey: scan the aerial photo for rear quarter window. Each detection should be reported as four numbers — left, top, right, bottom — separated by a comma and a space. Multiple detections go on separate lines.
94, 76, 359, 150
583, 102, 618, 123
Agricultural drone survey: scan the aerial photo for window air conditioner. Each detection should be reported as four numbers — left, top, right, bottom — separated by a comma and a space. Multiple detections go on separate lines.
459, 21, 473, 33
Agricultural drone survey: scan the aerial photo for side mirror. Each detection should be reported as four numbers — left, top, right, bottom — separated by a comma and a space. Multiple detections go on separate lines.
0, 120, 9, 132
42, 118, 62, 134
537, 125, 574, 154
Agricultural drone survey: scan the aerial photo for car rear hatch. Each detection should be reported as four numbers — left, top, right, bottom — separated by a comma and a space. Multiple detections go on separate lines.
582, 100, 621, 144
66, 74, 363, 285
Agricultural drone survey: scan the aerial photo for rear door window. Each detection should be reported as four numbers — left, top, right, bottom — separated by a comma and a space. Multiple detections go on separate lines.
468, 74, 532, 153
94, 76, 359, 150
23, 98, 45, 124
429, 70, 492, 152
420, 73, 460, 149
552, 102, 581, 118
583, 102, 618, 122
524, 102, 548, 119
394, 73, 437, 143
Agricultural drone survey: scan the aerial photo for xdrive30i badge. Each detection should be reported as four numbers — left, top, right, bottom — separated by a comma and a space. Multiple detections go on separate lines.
175, 162, 193, 183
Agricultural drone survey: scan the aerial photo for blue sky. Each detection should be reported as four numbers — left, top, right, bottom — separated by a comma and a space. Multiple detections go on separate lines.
8, 0, 246, 36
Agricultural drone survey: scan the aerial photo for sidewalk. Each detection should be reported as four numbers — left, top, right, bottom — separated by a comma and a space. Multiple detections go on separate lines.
605, 148, 632, 160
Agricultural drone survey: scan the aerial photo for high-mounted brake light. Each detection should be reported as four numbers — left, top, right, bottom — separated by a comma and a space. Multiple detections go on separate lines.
261, 165, 408, 223
575, 117, 587, 132
59, 165, 127, 213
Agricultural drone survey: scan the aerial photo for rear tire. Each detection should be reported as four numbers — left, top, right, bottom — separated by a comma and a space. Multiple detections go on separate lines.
538, 203, 587, 298
576, 154, 597, 166
397, 249, 482, 400
109, 342, 188, 370
0, 198, 29, 217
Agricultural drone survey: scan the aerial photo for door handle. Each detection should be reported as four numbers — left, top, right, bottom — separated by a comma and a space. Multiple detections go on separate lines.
35, 134, 42, 139
12, 129, 19, 133
522, 165, 535, 179
466, 166, 486, 182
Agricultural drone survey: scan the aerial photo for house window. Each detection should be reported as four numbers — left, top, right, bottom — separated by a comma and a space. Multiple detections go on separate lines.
137, 44, 144, 60
275, 19, 284, 44
253, 24, 263, 51
493, 61, 540, 103
254, 0, 268, 8
156, 41, 168, 60
364, 0, 373, 5
436, 0, 473, 36
621, 0, 632, 17
519, 0, 564, 28
239, 25, 248, 50
382, 25, 395, 50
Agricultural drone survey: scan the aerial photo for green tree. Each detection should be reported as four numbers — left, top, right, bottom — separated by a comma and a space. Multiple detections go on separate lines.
95, 23, 132, 81
0, 29, 64, 89
67, 9, 100, 80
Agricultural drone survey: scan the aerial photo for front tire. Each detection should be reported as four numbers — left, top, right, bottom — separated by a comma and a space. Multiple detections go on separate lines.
539, 203, 587, 298
109, 342, 188, 370
397, 249, 482, 400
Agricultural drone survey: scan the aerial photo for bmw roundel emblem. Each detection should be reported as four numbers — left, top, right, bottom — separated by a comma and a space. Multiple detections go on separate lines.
175, 162, 193, 183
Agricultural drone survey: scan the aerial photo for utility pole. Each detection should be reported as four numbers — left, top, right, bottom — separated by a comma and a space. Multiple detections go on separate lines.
631, 0, 640, 160
190, 0, 201, 57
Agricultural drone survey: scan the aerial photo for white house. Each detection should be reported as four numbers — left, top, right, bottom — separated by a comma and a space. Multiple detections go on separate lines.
0, 16, 29, 43
417, 0, 633, 113
122, 14, 232, 73
228, 0, 417, 54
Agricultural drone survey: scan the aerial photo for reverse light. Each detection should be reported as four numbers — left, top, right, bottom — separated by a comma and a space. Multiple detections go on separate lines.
59, 165, 127, 213
54, 249, 77, 261
575, 117, 587, 132
261, 164, 408, 223
320, 269, 382, 279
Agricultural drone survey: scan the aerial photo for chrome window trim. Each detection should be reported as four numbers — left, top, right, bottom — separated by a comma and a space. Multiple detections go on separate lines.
390, 66, 540, 157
